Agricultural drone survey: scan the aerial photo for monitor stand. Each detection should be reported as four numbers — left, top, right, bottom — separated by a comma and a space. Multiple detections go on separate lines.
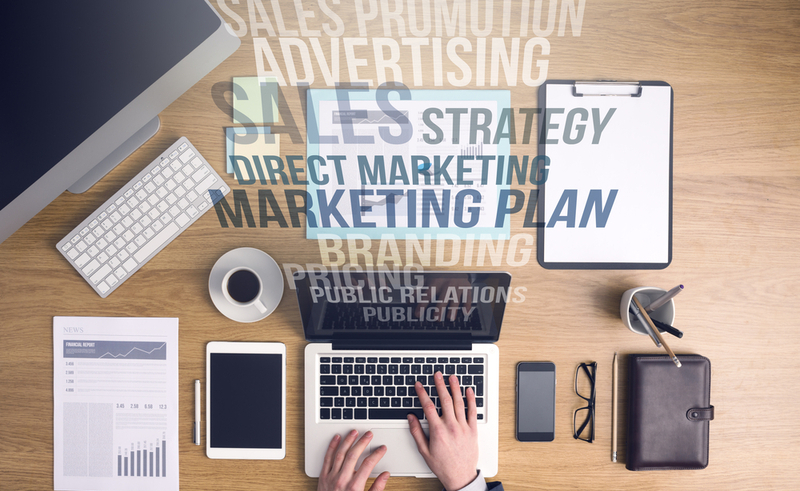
67, 116, 160, 193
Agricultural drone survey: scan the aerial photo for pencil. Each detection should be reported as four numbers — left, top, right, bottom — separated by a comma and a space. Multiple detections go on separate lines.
633, 296, 681, 367
612, 352, 618, 462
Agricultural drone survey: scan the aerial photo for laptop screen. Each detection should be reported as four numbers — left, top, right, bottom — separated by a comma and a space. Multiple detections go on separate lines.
294, 271, 511, 343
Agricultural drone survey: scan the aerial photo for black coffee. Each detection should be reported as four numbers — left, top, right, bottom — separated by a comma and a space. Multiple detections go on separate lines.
226, 269, 261, 303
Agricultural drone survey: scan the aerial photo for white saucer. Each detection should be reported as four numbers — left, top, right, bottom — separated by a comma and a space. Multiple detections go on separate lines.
209, 248, 284, 323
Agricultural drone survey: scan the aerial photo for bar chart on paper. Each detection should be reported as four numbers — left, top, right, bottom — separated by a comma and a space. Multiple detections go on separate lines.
54, 317, 179, 491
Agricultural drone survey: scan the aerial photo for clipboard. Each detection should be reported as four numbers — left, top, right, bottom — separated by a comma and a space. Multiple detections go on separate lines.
537, 80, 673, 269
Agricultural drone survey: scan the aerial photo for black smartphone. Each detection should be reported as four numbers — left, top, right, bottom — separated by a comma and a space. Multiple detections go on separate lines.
516, 362, 556, 442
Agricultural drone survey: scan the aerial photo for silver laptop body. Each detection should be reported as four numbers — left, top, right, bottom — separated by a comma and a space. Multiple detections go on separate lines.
296, 271, 511, 478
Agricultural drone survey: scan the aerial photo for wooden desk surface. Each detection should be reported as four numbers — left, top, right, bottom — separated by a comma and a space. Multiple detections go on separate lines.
2, 1, 799, 489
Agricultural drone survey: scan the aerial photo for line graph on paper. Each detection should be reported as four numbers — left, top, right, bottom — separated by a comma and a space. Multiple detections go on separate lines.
63, 341, 167, 360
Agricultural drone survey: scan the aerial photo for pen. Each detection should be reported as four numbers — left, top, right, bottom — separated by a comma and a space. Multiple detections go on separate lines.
646, 284, 684, 312
193, 379, 201, 445
611, 352, 618, 463
652, 318, 684, 338
633, 296, 681, 367
629, 298, 661, 347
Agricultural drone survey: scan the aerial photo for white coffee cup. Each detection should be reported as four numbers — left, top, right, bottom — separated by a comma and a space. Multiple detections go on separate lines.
221, 267, 268, 314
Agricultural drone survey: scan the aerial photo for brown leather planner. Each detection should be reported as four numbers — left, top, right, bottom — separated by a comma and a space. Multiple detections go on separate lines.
626, 354, 714, 471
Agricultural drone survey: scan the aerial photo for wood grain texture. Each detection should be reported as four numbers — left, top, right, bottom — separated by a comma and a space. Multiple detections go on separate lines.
1, 1, 799, 489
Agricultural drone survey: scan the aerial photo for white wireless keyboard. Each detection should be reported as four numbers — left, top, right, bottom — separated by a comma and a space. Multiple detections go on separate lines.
57, 137, 229, 298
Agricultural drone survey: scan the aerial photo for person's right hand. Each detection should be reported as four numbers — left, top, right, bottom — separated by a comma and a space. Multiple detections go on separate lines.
317, 430, 390, 491
407, 372, 480, 491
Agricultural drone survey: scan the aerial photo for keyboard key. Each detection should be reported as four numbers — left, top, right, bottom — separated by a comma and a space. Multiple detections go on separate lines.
133, 221, 179, 262
320, 398, 333, 407
320, 387, 338, 396
82, 259, 101, 276
468, 365, 484, 374
90, 264, 112, 284
355, 409, 367, 419
368, 409, 424, 420
320, 376, 335, 385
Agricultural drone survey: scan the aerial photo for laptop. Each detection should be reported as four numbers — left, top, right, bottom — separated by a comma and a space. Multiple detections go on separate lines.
297, 270, 511, 478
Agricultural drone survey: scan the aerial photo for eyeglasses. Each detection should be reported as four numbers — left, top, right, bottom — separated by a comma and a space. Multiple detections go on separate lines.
573, 362, 596, 443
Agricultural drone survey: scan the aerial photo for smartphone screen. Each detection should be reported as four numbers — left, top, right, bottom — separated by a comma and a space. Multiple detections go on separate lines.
516, 362, 556, 441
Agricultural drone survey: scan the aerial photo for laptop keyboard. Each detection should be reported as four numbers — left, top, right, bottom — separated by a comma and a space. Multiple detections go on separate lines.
318, 354, 486, 422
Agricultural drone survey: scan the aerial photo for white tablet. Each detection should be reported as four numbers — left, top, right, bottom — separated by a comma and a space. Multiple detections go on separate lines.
206, 342, 286, 459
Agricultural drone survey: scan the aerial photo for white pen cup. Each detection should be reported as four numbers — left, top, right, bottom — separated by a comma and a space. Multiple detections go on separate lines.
619, 287, 676, 335
222, 267, 268, 314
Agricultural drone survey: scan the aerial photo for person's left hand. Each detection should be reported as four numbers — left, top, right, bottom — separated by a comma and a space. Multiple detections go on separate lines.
317, 430, 390, 491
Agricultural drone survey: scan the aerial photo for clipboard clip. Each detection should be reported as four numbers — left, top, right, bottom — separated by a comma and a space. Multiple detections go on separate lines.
572, 81, 642, 97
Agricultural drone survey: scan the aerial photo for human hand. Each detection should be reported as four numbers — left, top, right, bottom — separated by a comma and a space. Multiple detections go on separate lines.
407, 372, 479, 491
318, 430, 390, 491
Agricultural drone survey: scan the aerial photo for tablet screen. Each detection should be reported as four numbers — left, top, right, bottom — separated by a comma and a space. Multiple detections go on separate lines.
209, 353, 283, 449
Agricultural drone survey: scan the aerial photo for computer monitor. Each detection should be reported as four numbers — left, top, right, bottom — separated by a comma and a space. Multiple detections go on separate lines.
0, 0, 240, 244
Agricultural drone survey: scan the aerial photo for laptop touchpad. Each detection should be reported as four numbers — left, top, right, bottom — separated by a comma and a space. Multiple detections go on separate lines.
369, 428, 433, 476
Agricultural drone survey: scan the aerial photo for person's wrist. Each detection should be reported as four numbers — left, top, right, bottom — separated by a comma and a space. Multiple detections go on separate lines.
442, 469, 479, 491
